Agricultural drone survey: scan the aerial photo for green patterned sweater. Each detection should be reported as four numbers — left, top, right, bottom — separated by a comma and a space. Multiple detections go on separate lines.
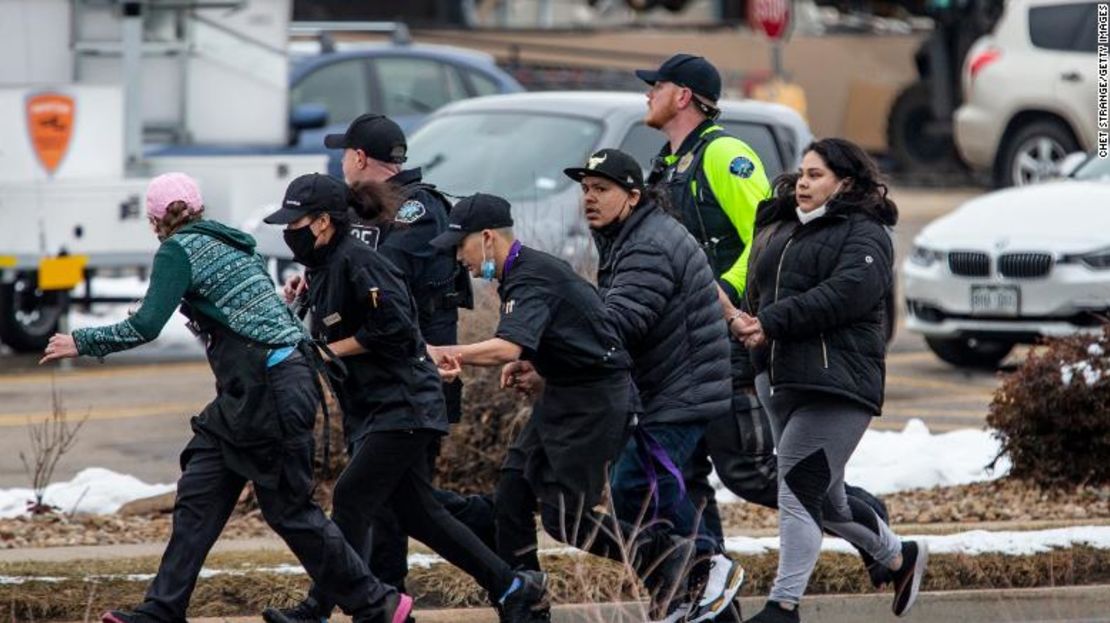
73, 220, 306, 358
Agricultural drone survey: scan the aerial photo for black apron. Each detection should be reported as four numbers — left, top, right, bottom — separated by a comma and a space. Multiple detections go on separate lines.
505, 372, 632, 508
181, 306, 315, 490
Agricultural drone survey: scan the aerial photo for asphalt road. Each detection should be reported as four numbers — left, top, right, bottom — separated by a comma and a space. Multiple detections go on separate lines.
0, 186, 1002, 488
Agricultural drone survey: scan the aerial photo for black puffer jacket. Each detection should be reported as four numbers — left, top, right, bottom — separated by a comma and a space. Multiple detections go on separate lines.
594, 200, 731, 425
747, 201, 895, 414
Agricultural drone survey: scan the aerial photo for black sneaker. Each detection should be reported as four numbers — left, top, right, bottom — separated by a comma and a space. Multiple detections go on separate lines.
529, 605, 552, 622
352, 592, 414, 623
743, 600, 799, 623
891, 540, 928, 617
262, 597, 328, 623
499, 570, 548, 623
645, 536, 696, 621
101, 612, 172, 623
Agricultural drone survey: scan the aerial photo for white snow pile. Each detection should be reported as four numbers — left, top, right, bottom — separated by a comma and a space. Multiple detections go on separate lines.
723, 526, 1110, 557
712, 418, 1008, 502
0, 468, 175, 518
68, 276, 204, 358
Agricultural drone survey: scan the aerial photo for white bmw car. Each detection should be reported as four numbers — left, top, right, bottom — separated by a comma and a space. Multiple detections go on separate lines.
903, 154, 1110, 368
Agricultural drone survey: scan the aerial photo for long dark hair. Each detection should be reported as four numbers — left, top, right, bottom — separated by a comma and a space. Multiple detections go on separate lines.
347, 179, 404, 226
757, 138, 898, 228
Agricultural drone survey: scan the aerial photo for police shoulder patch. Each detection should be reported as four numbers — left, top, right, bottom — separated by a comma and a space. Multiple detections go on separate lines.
729, 156, 756, 179
396, 199, 426, 224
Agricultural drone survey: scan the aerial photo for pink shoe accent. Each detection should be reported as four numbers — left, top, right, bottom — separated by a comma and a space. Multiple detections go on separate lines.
391, 593, 414, 623
101, 613, 125, 623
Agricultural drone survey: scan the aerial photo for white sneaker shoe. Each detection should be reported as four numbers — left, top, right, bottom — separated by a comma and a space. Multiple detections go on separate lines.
686, 554, 745, 623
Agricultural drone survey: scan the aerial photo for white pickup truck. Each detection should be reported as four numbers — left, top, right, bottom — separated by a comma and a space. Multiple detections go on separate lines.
0, 0, 326, 352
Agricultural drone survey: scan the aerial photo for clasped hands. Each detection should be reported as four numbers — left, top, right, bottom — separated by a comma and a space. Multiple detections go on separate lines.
730, 311, 766, 350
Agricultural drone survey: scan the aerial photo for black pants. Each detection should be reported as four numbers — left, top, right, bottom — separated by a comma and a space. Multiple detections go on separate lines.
688, 341, 780, 534
368, 436, 497, 591
494, 467, 673, 581
310, 429, 514, 610
136, 357, 375, 621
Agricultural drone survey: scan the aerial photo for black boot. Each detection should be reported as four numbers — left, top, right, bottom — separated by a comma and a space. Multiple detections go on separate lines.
643, 536, 696, 621
101, 612, 175, 623
262, 596, 328, 623
743, 600, 799, 623
499, 570, 548, 623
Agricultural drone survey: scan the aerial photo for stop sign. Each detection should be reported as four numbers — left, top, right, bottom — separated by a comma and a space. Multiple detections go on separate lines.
749, 0, 791, 40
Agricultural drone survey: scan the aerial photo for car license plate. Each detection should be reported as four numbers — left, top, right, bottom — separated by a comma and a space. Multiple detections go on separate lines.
970, 285, 1020, 316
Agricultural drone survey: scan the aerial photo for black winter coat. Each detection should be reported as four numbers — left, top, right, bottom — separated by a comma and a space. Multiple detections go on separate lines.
747, 202, 895, 414
305, 234, 447, 442
594, 200, 731, 425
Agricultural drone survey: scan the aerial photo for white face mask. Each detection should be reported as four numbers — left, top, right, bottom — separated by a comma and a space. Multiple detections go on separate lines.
796, 180, 845, 225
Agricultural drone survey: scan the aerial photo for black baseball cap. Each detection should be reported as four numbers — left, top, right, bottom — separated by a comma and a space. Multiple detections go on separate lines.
635, 53, 722, 102
323, 113, 408, 164
264, 173, 348, 225
564, 148, 644, 192
429, 193, 514, 249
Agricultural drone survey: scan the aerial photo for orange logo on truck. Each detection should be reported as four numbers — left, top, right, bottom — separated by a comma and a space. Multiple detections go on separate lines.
26, 92, 75, 176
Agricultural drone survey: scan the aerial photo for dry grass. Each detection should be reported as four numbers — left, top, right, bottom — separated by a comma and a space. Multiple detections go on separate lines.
3, 546, 1109, 621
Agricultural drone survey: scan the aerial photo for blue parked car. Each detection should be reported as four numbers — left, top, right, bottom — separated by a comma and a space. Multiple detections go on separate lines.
287, 41, 525, 177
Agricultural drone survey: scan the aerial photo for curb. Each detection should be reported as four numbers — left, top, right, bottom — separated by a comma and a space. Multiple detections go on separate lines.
101, 586, 1109, 623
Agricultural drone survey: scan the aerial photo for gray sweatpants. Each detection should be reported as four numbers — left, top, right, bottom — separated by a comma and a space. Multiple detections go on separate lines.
756, 374, 902, 605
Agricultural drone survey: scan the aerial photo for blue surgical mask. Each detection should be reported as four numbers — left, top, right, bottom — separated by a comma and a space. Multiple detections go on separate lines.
480, 245, 496, 281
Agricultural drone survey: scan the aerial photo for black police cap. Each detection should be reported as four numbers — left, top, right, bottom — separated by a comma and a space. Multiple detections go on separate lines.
635, 53, 722, 102
323, 113, 408, 164
429, 193, 514, 249
264, 173, 348, 225
564, 148, 644, 192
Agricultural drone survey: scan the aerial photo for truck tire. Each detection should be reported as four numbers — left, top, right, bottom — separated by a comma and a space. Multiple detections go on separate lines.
887, 82, 960, 173
993, 119, 1079, 188
0, 273, 67, 353
925, 336, 1013, 369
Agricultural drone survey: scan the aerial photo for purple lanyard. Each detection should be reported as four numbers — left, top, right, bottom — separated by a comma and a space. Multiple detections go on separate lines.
502, 240, 523, 278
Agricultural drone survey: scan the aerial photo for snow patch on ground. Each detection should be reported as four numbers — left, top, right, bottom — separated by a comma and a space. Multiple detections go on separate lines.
723, 526, 1110, 557
1, 420, 1009, 517
713, 418, 1009, 502
0, 468, 175, 518
4, 526, 1107, 585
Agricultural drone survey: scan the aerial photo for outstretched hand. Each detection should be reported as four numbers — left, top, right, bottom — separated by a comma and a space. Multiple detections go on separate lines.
39, 333, 78, 365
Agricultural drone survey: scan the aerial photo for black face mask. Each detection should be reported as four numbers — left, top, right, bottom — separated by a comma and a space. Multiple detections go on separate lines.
283, 224, 322, 266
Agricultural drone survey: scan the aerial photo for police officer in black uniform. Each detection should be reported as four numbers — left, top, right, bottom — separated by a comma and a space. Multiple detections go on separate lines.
322, 113, 485, 594
262, 175, 544, 623
428, 194, 696, 621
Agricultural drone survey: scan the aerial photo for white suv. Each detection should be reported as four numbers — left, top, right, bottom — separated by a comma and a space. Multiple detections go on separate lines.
954, 0, 1098, 187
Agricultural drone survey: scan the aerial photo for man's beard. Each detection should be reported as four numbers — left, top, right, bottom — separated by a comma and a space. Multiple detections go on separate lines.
645, 99, 677, 129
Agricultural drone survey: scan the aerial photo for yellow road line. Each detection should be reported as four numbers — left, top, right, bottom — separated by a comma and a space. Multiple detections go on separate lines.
0, 401, 207, 427
868, 420, 978, 433
881, 406, 989, 419
886, 351, 944, 364
0, 362, 210, 387
886, 374, 997, 393
888, 392, 989, 405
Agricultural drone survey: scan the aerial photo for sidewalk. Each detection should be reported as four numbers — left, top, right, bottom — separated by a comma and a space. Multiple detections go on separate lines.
78, 587, 1110, 623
